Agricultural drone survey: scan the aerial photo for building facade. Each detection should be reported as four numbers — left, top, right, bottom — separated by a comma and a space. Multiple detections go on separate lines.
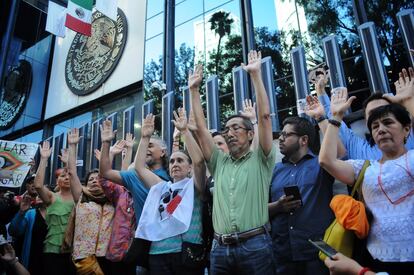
1, 0, 413, 186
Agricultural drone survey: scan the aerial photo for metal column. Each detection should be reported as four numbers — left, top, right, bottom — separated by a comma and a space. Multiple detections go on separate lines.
291, 46, 310, 118
397, 9, 414, 67
205, 75, 220, 131
358, 22, 391, 94
162, 91, 175, 155
162, 0, 175, 94
0, 0, 21, 101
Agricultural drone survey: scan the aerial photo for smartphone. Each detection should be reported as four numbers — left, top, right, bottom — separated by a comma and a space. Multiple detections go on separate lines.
308, 239, 337, 259
283, 186, 302, 206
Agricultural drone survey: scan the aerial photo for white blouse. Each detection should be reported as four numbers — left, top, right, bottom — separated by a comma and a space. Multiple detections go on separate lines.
347, 150, 414, 262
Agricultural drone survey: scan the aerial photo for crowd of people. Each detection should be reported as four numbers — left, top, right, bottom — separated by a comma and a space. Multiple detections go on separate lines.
1, 50, 414, 275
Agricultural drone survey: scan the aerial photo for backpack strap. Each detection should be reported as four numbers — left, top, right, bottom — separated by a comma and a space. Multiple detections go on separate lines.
350, 160, 370, 199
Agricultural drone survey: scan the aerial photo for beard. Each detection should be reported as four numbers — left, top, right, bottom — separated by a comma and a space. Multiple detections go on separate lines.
281, 140, 300, 157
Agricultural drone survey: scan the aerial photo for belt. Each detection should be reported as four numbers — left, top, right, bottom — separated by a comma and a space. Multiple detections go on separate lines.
214, 226, 266, 245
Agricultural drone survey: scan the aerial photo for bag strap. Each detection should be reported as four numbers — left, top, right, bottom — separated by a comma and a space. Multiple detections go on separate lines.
350, 160, 370, 198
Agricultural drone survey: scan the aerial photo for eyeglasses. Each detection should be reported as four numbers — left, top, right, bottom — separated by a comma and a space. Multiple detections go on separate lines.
221, 125, 249, 136
160, 188, 181, 204
279, 131, 300, 139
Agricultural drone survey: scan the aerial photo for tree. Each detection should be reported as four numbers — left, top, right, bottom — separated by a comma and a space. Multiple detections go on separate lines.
209, 11, 234, 75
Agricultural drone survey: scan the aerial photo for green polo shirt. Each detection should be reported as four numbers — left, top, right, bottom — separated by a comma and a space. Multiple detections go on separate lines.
208, 145, 276, 234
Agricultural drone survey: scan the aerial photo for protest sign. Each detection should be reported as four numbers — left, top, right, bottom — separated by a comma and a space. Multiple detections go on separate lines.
0, 140, 39, 188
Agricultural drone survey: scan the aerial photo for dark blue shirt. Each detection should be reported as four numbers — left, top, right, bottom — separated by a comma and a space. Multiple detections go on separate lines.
270, 151, 334, 262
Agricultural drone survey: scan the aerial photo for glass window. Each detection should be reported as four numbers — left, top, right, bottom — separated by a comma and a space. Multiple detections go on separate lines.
144, 34, 164, 115
253, 0, 414, 121
205, 2, 244, 122
175, 0, 203, 26
204, 0, 233, 13
50, 92, 143, 180
146, 13, 164, 39
147, 0, 164, 18
14, 129, 43, 143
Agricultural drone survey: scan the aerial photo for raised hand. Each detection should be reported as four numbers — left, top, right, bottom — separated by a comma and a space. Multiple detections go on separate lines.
0, 243, 16, 263
172, 108, 188, 132
125, 133, 135, 148
67, 128, 81, 145
239, 99, 257, 122
305, 95, 325, 119
141, 114, 155, 138
385, 67, 414, 106
188, 64, 203, 90
187, 111, 197, 131
39, 141, 52, 160
19, 194, 31, 213
241, 50, 262, 75
94, 149, 101, 161
110, 140, 126, 156
330, 87, 355, 119
312, 68, 329, 95
173, 127, 180, 140
100, 120, 117, 142
58, 148, 69, 165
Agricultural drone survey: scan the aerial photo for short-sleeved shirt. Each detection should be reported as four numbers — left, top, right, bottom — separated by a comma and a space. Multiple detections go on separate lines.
270, 152, 334, 262
346, 151, 414, 262
72, 200, 114, 260
208, 145, 276, 234
120, 168, 170, 222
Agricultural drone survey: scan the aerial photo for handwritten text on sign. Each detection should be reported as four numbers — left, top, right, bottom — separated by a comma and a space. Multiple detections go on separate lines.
0, 140, 39, 188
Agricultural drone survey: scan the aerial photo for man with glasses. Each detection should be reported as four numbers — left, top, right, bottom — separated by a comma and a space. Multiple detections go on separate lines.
189, 50, 276, 274
269, 117, 334, 275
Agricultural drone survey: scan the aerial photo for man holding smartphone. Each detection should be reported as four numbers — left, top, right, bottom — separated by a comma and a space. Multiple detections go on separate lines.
269, 117, 334, 275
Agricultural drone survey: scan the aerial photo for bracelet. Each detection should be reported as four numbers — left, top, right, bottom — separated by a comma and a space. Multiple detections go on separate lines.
328, 119, 341, 128
358, 267, 371, 275
316, 115, 327, 123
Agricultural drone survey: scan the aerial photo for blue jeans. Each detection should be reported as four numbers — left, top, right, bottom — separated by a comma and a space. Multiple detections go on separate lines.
275, 259, 328, 275
210, 233, 276, 275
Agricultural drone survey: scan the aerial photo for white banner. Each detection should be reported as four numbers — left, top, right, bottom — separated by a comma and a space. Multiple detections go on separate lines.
96, 0, 118, 21
46, 1, 67, 38
0, 140, 39, 188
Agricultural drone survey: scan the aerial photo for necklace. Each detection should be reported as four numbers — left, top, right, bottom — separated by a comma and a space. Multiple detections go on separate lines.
377, 153, 414, 205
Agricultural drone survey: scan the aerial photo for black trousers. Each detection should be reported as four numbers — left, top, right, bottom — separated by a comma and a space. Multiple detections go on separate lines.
148, 252, 204, 275
43, 253, 76, 275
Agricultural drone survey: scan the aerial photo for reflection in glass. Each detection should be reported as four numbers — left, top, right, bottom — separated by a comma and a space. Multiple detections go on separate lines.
175, 0, 203, 26
146, 14, 164, 39
147, 0, 164, 18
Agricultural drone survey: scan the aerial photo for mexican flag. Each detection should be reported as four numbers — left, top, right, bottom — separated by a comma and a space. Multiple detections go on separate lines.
65, 0, 93, 36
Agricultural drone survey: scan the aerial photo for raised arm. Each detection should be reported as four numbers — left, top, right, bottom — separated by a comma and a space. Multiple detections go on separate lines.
134, 114, 163, 187
384, 67, 414, 115
242, 51, 272, 155
173, 108, 206, 195
122, 133, 135, 170
319, 88, 356, 185
240, 99, 259, 150
172, 127, 181, 153
99, 120, 123, 184
67, 128, 83, 202
33, 141, 54, 206
305, 95, 346, 158
189, 64, 216, 161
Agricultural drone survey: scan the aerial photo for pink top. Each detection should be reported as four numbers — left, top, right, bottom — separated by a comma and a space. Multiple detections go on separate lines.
100, 178, 136, 262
